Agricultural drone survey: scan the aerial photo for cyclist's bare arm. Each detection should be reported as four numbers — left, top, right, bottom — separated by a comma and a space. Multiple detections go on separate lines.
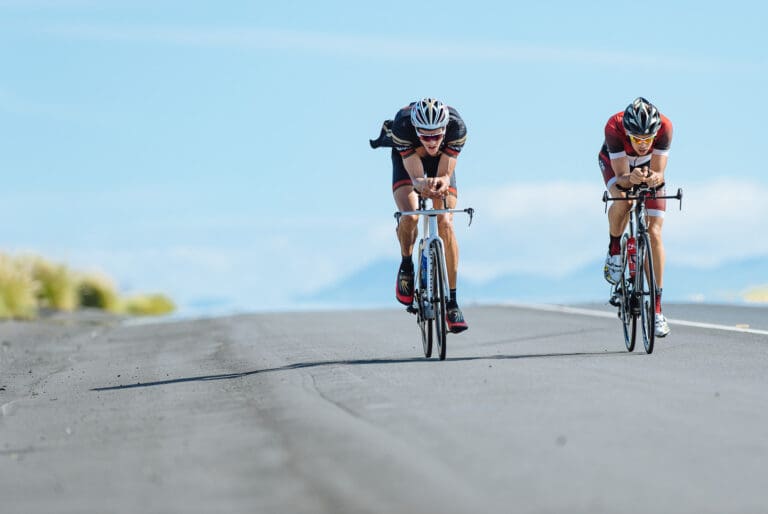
646, 154, 668, 188
612, 154, 668, 188
402, 154, 429, 193
431, 154, 457, 196
610, 156, 634, 189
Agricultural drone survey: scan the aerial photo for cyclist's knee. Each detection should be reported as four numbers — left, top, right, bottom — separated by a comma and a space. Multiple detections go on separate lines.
437, 223, 456, 241
399, 214, 418, 230
610, 199, 632, 214
648, 221, 663, 240
437, 215, 454, 233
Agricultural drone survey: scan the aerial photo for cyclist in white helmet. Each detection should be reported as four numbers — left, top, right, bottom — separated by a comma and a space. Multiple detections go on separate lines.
370, 98, 469, 333
599, 97, 674, 337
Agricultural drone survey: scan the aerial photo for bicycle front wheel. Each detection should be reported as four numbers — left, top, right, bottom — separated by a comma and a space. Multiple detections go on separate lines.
417, 291, 433, 358
618, 234, 637, 351
431, 242, 448, 361
619, 270, 636, 352
638, 233, 657, 354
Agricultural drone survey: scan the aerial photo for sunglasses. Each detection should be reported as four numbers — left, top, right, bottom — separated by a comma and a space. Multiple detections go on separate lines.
417, 131, 445, 142
629, 134, 655, 144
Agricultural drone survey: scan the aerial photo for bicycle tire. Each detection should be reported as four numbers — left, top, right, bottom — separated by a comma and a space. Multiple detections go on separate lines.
639, 232, 657, 354
431, 242, 448, 361
619, 239, 636, 352
416, 246, 433, 358
417, 292, 433, 358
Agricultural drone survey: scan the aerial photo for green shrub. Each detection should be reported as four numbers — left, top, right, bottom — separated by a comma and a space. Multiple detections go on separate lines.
122, 294, 176, 316
0, 252, 175, 319
31, 257, 79, 311
78, 272, 121, 312
0, 254, 39, 319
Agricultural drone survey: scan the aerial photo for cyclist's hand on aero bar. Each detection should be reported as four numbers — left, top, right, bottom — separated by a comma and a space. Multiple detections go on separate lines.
412, 177, 428, 194
425, 176, 449, 199
629, 166, 650, 185
644, 169, 664, 188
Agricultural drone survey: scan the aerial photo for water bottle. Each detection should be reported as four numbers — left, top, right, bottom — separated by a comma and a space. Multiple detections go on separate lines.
627, 237, 637, 278
420, 250, 427, 289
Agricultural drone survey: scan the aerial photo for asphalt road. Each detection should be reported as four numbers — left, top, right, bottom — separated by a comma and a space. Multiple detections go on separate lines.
2, 304, 767, 514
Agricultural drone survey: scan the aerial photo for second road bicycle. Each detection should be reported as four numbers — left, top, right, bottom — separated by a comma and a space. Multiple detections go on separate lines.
603, 184, 683, 354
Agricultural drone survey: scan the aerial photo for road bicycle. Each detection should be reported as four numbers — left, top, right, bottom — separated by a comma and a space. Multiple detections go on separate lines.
603, 184, 682, 354
395, 197, 474, 360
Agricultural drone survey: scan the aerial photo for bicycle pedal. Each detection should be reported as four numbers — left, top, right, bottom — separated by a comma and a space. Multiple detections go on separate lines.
406, 305, 418, 315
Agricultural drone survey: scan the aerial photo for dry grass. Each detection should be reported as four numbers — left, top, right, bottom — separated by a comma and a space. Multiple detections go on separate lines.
743, 285, 768, 303
122, 294, 176, 316
0, 254, 39, 319
31, 257, 79, 311
0, 253, 175, 320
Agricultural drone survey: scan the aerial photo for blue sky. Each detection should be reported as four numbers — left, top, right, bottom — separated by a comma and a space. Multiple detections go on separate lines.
1, 1, 767, 313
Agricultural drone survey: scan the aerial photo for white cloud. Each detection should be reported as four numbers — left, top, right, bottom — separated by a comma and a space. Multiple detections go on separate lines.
664, 178, 768, 267
27, 24, 757, 72
458, 181, 607, 281
455, 178, 768, 282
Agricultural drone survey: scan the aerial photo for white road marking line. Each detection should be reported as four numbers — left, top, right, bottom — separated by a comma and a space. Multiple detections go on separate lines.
501, 302, 768, 336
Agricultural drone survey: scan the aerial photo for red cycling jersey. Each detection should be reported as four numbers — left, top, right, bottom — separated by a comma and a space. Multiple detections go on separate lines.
599, 111, 673, 217
603, 111, 673, 168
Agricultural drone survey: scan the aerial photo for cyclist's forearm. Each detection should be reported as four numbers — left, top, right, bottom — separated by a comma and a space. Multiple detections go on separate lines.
614, 173, 633, 189
436, 154, 457, 178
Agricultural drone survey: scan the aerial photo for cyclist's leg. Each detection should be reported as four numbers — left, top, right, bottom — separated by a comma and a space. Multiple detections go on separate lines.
435, 189, 458, 289
392, 150, 420, 305
392, 150, 419, 257
600, 151, 632, 239
647, 196, 667, 312
600, 150, 631, 284
433, 176, 467, 333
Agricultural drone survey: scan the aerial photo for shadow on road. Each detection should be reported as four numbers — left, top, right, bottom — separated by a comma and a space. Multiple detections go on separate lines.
91, 349, 631, 392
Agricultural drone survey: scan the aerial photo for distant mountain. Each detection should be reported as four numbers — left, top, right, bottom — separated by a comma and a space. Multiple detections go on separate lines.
298, 255, 768, 309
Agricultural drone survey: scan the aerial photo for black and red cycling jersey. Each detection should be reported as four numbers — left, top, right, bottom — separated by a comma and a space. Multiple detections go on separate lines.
391, 103, 467, 158
601, 111, 673, 168
599, 111, 673, 216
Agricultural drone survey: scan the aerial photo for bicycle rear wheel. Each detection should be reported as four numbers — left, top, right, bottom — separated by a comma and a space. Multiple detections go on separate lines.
639, 233, 657, 354
431, 242, 448, 361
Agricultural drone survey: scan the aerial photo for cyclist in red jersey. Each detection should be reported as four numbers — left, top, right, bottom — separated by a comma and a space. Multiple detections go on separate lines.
370, 98, 469, 333
599, 97, 672, 337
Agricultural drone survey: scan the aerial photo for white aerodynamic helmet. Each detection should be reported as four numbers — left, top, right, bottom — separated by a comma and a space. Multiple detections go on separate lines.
410, 98, 449, 130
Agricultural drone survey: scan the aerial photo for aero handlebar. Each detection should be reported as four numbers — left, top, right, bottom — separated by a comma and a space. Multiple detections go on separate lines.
394, 207, 475, 227
602, 187, 683, 213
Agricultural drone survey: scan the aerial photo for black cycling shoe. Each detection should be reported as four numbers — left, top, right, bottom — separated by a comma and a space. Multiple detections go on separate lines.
395, 268, 414, 306
446, 302, 468, 333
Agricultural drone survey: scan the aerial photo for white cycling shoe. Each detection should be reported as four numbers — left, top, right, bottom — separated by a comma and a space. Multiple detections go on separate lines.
655, 313, 670, 338
603, 253, 622, 284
